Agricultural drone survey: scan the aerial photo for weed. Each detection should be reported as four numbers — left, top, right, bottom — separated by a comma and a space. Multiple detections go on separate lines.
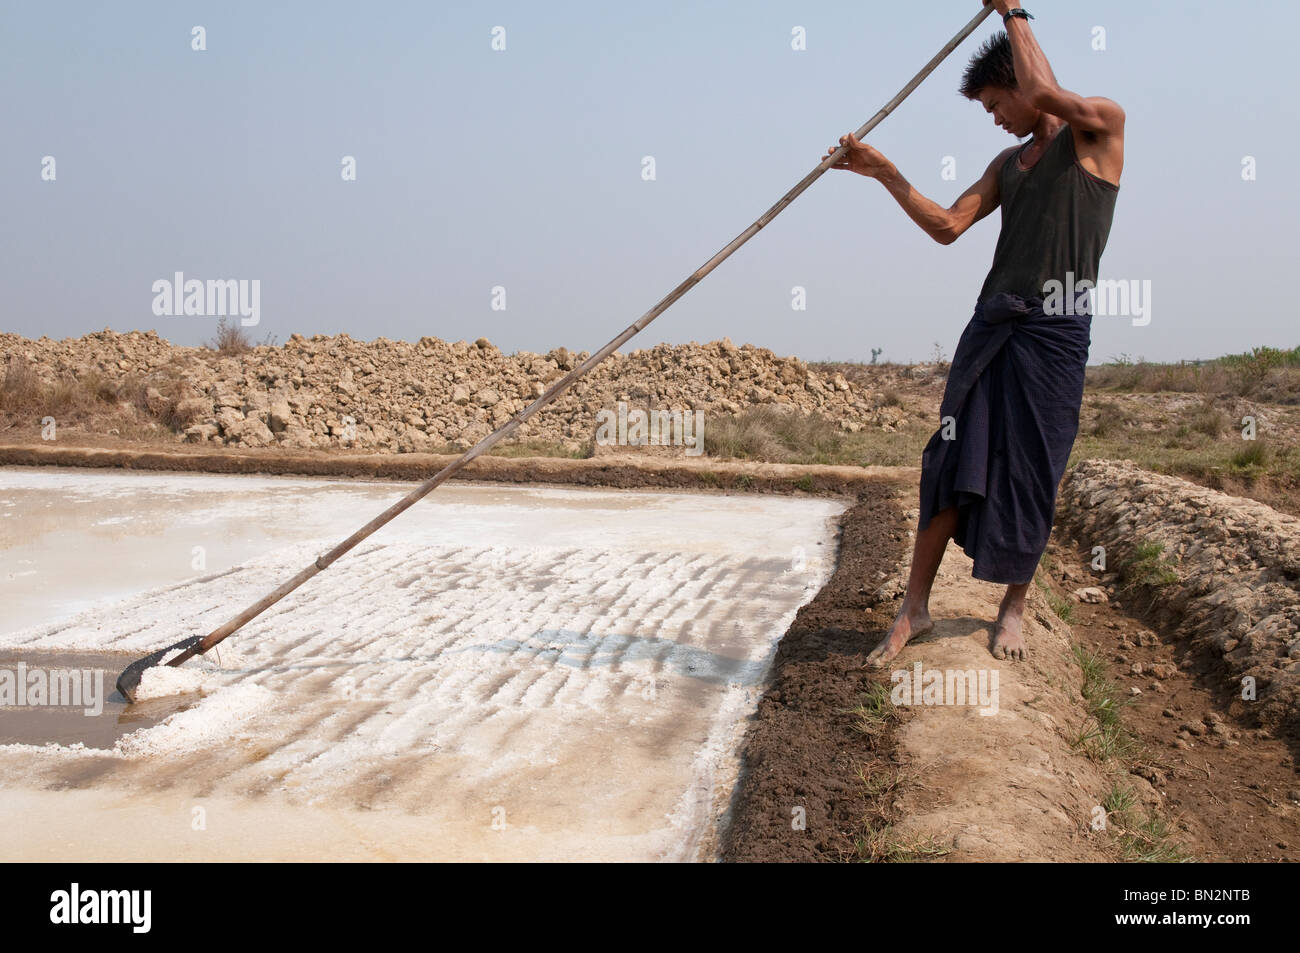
1120, 542, 1180, 588
1070, 644, 1136, 762
1188, 401, 1228, 438
1102, 783, 1190, 862
204, 317, 254, 355
1230, 440, 1268, 471
847, 682, 897, 736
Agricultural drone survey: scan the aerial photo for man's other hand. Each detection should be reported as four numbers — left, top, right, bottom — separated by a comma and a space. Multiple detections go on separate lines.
824, 133, 895, 179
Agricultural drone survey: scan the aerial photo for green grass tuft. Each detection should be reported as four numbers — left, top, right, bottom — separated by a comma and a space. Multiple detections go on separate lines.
1070, 644, 1137, 762
1102, 783, 1190, 862
1121, 542, 1180, 588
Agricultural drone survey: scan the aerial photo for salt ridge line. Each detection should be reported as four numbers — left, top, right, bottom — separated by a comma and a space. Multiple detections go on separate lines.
4, 538, 823, 748
2, 470, 843, 643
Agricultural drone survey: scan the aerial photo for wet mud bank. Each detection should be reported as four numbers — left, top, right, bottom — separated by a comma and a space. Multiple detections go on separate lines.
719, 484, 912, 861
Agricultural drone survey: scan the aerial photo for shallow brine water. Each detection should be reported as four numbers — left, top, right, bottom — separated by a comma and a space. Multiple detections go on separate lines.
0, 650, 197, 748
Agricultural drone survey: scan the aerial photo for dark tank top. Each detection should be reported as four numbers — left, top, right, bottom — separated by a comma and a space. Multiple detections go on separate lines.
978, 124, 1119, 303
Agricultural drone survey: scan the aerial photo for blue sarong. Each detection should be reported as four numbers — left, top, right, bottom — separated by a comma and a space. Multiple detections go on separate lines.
918, 290, 1091, 585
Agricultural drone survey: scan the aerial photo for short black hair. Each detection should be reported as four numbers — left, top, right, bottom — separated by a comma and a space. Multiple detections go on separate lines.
959, 31, 1017, 99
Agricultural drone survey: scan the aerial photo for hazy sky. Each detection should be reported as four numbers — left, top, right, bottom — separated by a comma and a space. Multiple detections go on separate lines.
3, 0, 1295, 363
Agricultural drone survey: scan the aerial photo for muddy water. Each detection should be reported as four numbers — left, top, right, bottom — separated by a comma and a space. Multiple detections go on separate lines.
0, 651, 197, 748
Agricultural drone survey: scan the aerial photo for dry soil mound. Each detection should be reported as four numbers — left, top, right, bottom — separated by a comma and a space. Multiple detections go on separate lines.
1060, 459, 1300, 737
1, 330, 907, 452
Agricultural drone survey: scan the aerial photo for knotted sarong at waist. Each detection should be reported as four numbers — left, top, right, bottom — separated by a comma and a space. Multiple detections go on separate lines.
918, 290, 1091, 584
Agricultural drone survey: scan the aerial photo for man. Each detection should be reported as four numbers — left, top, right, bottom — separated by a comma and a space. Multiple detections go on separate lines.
823, 0, 1124, 665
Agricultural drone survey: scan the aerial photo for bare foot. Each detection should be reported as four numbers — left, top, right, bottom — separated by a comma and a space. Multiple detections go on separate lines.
990, 611, 1027, 661
864, 605, 933, 670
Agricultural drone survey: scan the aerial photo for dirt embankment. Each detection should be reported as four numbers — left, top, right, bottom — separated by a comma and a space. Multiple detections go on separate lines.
722, 484, 1132, 863
719, 486, 911, 861
725, 456, 1300, 863
0, 442, 918, 497
1040, 538, 1297, 862
1, 330, 910, 453
1059, 459, 1300, 740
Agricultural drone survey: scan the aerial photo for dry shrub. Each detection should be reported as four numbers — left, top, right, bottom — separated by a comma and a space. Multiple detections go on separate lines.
110, 372, 200, 430
876, 389, 904, 408
0, 355, 43, 413
165, 396, 206, 429
152, 378, 201, 430
0, 354, 199, 433
1230, 439, 1269, 472
78, 369, 119, 404
1, 356, 102, 418
44, 378, 96, 416
205, 317, 253, 355
1088, 398, 1139, 438
1187, 400, 1228, 438
1087, 347, 1300, 402
705, 406, 849, 464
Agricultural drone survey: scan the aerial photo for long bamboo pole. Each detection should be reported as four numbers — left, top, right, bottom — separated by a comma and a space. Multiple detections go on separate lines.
117, 5, 995, 702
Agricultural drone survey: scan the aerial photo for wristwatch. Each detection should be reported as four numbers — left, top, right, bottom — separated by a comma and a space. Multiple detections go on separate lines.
1004, 8, 1034, 24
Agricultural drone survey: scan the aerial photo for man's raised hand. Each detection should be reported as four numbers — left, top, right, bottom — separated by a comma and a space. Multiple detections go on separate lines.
982, 0, 1019, 16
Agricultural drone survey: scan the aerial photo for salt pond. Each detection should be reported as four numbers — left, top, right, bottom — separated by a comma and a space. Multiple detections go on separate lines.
0, 467, 842, 861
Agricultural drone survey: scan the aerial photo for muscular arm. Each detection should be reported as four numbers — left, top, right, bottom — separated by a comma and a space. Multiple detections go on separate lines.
999, 2, 1125, 136
877, 147, 1014, 245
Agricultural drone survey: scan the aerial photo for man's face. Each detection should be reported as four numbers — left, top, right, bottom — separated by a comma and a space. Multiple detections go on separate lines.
978, 87, 1036, 138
